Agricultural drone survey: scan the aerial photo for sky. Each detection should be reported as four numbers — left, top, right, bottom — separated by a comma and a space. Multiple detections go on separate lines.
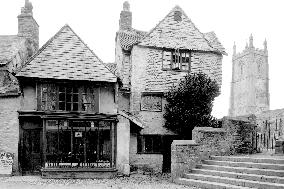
1, 0, 284, 118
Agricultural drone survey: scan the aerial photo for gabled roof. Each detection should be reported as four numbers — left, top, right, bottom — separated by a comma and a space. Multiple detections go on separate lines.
0, 35, 26, 65
117, 29, 147, 51
204, 32, 227, 55
17, 25, 117, 82
139, 6, 226, 55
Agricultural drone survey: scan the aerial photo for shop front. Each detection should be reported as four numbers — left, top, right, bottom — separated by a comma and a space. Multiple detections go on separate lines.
19, 112, 117, 178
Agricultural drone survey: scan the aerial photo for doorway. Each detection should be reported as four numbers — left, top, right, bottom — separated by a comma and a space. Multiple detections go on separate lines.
20, 118, 43, 175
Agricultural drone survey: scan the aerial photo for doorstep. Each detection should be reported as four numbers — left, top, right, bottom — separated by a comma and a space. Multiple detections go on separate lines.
41, 167, 118, 179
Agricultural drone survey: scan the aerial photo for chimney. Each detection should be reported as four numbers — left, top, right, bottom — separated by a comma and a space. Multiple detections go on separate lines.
18, 0, 39, 54
119, 1, 132, 31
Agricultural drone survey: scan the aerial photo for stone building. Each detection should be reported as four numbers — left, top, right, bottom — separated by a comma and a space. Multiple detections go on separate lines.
229, 35, 269, 117
229, 36, 284, 151
0, 1, 227, 176
0, 0, 39, 173
115, 2, 226, 172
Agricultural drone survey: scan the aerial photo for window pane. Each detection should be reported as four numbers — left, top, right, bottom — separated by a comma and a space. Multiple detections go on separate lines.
162, 51, 171, 69
66, 87, 72, 94
59, 93, 65, 101
66, 94, 72, 102
73, 94, 79, 103
145, 136, 153, 153
153, 136, 162, 153
59, 102, 65, 110
73, 103, 78, 111
59, 86, 65, 93
66, 103, 71, 111
73, 88, 78, 93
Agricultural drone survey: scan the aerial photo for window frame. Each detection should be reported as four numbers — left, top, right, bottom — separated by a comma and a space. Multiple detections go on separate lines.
39, 83, 98, 112
162, 49, 191, 72
137, 135, 163, 154
140, 92, 163, 112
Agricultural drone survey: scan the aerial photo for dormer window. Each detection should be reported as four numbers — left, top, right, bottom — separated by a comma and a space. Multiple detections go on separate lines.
174, 11, 182, 22
162, 49, 191, 72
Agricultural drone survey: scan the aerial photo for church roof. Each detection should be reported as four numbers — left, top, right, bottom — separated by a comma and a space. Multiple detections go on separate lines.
138, 6, 226, 55
17, 25, 117, 82
0, 35, 26, 66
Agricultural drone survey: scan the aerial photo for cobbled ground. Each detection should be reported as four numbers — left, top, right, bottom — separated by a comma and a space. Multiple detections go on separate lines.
0, 173, 198, 189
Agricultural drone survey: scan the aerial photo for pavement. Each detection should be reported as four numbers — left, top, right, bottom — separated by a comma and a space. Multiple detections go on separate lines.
0, 173, 196, 189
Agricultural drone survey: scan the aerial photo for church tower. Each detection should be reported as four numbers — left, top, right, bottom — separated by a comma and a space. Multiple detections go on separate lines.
229, 35, 269, 117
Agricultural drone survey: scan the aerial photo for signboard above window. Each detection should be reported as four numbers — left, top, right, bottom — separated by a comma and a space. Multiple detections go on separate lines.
140, 92, 163, 112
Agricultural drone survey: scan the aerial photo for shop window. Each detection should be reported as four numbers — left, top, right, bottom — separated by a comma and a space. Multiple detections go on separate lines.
140, 92, 163, 112
45, 120, 114, 169
162, 50, 190, 72
137, 135, 163, 154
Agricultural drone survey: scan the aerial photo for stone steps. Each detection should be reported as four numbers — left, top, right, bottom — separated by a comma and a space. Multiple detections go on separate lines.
211, 155, 284, 164
203, 160, 284, 170
177, 177, 254, 189
177, 155, 284, 189
191, 168, 284, 184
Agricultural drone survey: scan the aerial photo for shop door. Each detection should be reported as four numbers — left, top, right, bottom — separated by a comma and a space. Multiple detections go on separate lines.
21, 129, 42, 174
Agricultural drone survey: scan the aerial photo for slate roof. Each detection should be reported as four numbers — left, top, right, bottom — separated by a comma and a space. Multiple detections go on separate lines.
17, 25, 117, 82
104, 63, 117, 76
0, 35, 26, 65
204, 32, 227, 55
138, 6, 226, 55
117, 29, 147, 51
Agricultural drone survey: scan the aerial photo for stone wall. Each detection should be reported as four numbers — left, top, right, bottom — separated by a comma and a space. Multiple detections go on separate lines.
130, 46, 222, 135
192, 127, 228, 159
172, 120, 257, 179
171, 140, 200, 180
129, 133, 163, 173
0, 95, 21, 174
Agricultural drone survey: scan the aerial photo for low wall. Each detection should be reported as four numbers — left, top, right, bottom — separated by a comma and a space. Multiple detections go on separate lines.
192, 127, 228, 159
171, 140, 200, 180
172, 118, 257, 180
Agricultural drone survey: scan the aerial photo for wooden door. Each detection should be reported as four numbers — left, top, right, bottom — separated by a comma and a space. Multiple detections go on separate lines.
20, 120, 43, 175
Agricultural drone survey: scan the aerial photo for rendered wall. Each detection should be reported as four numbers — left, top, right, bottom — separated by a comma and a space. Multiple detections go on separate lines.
129, 133, 163, 172
0, 96, 21, 174
116, 115, 130, 175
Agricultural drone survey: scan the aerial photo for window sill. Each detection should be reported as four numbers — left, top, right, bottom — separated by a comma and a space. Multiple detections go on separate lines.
137, 152, 163, 155
162, 69, 189, 72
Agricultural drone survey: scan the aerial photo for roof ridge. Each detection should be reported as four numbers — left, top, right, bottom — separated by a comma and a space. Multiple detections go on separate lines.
17, 24, 68, 74
138, 5, 214, 51
66, 25, 117, 79
173, 6, 214, 50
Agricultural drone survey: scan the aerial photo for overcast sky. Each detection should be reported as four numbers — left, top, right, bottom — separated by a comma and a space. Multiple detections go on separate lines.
1, 0, 284, 118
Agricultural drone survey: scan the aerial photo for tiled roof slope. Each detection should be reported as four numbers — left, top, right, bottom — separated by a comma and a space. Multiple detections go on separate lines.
139, 6, 226, 55
17, 25, 117, 82
118, 29, 147, 51
104, 63, 117, 76
0, 35, 26, 65
204, 32, 227, 55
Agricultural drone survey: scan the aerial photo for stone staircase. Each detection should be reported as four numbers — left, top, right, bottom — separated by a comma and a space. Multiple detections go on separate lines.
176, 155, 284, 189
